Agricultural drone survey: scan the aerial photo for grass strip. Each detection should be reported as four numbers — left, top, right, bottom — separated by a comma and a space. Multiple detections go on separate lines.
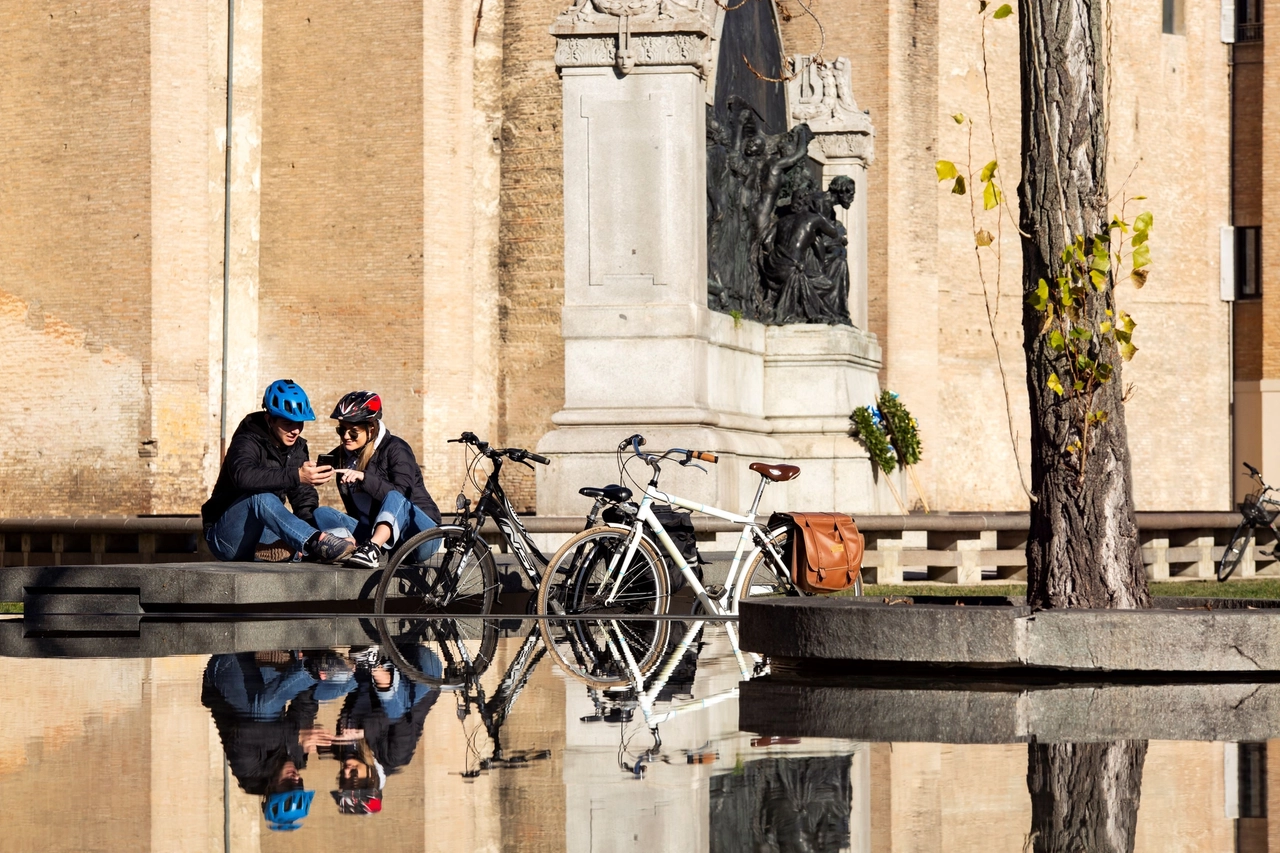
859, 578, 1280, 600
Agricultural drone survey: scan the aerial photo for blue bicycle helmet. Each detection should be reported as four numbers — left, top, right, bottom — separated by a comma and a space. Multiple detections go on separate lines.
263, 789, 315, 831
262, 379, 316, 422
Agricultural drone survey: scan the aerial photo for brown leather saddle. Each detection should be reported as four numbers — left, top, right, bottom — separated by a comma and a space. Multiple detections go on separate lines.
748, 462, 801, 482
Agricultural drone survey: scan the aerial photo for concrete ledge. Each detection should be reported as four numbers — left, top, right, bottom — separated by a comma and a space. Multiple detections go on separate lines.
739, 596, 1280, 672
1, 562, 381, 607
739, 678, 1280, 743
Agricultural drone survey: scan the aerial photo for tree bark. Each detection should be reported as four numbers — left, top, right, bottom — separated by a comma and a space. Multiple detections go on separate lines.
1027, 740, 1148, 853
1018, 0, 1150, 609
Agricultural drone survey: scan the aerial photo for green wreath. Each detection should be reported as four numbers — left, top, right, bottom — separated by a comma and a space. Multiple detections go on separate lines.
849, 406, 897, 475
878, 391, 922, 467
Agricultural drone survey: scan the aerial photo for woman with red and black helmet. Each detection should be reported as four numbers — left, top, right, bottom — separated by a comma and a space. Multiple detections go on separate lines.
313, 391, 443, 568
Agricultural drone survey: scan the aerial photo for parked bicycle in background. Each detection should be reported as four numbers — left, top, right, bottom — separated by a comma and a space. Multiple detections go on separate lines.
1219, 462, 1280, 581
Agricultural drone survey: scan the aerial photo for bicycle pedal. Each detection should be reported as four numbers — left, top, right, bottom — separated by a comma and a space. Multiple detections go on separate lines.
702, 584, 725, 598
1259, 548, 1275, 558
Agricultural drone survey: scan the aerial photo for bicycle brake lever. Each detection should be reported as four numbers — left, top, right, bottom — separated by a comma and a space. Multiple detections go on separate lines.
684, 462, 708, 474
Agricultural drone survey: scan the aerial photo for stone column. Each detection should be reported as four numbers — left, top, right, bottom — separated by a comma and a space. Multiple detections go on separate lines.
538, 3, 786, 515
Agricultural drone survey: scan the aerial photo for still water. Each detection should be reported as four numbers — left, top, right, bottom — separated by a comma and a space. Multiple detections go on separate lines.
0, 616, 1267, 852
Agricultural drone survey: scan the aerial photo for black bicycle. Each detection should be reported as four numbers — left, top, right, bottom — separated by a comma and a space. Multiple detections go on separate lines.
1218, 462, 1280, 581
374, 431, 633, 683
374, 432, 551, 619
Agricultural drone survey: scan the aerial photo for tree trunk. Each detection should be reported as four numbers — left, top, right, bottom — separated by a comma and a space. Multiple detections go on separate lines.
1027, 740, 1148, 853
1018, 0, 1150, 609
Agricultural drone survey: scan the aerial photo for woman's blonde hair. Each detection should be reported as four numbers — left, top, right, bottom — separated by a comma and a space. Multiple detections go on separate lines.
346, 421, 380, 473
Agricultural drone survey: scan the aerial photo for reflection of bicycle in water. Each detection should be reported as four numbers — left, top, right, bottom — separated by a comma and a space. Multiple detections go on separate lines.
555, 618, 767, 776
376, 618, 552, 779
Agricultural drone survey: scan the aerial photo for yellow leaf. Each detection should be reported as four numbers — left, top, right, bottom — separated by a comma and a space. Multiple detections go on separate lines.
1047, 373, 1065, 396
979, 160, 998, 183
975, 229, 994, 247
935, 160, 958, 182
952, 113, 966, 124
982, 179, 1000, 210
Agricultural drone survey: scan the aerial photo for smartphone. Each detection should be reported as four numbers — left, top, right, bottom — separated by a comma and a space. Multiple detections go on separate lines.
316, 452, 339, 469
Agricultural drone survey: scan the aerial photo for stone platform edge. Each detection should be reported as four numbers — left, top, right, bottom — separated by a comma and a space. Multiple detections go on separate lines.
739, 596, 1280, 672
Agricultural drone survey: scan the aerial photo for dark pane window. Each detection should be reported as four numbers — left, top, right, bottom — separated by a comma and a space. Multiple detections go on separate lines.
1239, 0, 1264, 41
1163, 0, 1184, 34
1237, 227, 1262, 299
1240, 742, 1268, 819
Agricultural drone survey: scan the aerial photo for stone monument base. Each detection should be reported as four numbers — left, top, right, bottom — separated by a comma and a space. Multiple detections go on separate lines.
536, 317, 902, 517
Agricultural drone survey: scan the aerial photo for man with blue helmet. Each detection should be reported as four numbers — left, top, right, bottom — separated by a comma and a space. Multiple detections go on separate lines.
202, 379, 356, 562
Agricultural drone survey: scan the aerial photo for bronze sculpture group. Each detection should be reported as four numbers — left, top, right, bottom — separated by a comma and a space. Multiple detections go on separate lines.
707, 97, 855, 326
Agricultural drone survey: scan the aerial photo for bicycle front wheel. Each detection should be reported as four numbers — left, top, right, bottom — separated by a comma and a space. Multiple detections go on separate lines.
1218, 521, 1253, 582
375, 526, 498, 616
537, 526, 671, 689
538, 526, 670, 616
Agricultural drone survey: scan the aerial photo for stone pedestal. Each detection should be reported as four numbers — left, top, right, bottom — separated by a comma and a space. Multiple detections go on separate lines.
537, 7, 892, 516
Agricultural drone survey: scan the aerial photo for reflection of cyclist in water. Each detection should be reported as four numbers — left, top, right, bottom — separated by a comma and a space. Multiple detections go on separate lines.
328, 646, 443, 816
202, 652, 355, 831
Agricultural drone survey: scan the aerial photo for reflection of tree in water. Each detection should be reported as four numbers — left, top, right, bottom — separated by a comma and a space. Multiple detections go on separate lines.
1027, 741, 1147, 853
710, 755, 852, 853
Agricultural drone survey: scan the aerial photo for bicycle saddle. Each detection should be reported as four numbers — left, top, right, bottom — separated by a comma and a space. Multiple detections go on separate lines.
749, 462, 801, 482
579, 484, 633, 502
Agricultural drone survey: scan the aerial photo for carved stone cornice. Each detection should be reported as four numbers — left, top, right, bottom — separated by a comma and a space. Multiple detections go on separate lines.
810, 131, 875, 165
550, 0, 711, 75
553, 31, 709, 73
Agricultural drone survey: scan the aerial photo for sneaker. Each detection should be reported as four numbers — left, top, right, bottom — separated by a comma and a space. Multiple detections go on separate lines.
350, 645, 382, 668
309, 532, 357, 563
346, 542, 383, 569
255, 542, 295, 562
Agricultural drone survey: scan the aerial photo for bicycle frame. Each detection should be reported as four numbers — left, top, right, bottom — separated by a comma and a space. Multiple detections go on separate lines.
599, 618, 760, 736
602, 473, 786, 616
469, 455, 552, 593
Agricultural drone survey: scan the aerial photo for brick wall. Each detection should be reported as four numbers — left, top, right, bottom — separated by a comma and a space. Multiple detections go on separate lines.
498, 0, 567, 511
0, 2, 156, 514
259, 1, 426, 482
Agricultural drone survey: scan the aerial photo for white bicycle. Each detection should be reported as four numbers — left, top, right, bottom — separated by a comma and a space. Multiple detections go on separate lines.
536, 434, 858, 686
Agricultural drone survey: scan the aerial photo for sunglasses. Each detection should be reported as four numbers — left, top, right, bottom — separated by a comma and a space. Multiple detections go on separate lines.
336, 425, 365, 438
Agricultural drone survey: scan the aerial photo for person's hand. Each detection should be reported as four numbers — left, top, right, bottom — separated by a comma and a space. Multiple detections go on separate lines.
299, 728, 334, 753
332, 728, 364, 744
339, 469, 365, 485
299, 461, 334, 486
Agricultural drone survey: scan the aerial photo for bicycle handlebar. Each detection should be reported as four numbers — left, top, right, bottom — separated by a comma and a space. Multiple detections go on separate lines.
620, 434, 716, 469
448, 433, 550, 465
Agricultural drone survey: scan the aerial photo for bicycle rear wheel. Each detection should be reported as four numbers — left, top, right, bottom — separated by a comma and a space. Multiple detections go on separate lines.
1218, 521, 1253, 582
733, 525, 863, 611
375, 526, 498, 616
375, 616, 498, 686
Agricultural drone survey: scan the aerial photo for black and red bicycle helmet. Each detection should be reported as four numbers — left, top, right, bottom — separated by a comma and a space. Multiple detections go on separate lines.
331, 391, 382, 423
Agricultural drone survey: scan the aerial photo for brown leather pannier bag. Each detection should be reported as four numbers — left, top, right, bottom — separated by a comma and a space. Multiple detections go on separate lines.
775, 512, 865, 593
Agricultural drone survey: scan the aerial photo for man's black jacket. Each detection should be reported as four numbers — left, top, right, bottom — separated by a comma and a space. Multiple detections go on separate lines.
327, 432, 443, 525
202, 411, 320, 526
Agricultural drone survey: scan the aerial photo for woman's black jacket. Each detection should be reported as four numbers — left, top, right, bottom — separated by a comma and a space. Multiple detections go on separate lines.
329, 432, 442, 525
201, 411, 319, 527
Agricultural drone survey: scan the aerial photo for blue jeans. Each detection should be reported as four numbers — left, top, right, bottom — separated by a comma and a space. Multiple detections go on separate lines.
205, 493, 320, 561
378, 646, 442, 719
204, 653, 317, 721
314, 492, 438, 561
